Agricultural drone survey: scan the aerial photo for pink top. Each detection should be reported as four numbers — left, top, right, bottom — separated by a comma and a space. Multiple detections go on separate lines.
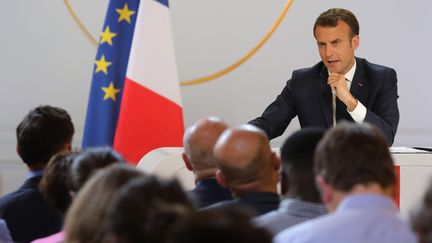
32, 231, 65, 243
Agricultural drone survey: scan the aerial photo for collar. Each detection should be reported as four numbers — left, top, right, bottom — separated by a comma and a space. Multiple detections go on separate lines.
27, 169, 44, 179
236, 191, 280, 202
344, 58, 357, 81
196, 178, 219, 186
336, 194, 397, 213
326, 58, 357, 81
280, 198, 327, 215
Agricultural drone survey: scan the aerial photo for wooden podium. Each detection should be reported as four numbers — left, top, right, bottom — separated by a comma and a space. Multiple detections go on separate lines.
137, 147, 432, 216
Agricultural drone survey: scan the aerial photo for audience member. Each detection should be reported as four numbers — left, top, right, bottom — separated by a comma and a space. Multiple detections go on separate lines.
255, 128, 327, 235
0, 105, 74, 242
182, 117, 232, 208
67, 146, 125, 194
39, 152, 79, 216
410, 178, 432, 243
0, 184, 12, 242
275, 122, 417, 243
33, 146, 123, 243
64, 164, 146, 243
167, 207, 272, 243
208, 124, 280, 216
101, 175, 194, 243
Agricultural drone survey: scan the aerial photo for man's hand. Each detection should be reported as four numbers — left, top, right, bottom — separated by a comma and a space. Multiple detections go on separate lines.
328, 73, 358, 111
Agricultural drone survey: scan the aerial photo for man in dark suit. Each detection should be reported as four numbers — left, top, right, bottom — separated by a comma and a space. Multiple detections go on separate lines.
208, 124, 281, 216
249, 8, 399, 145
0, 105, 74, 242
182, 117, 232, 208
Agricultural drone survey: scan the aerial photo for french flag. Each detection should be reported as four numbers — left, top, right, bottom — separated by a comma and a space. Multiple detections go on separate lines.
113, 0, 184, 163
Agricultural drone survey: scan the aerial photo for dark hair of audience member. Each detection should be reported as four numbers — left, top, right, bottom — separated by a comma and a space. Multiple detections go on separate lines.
314, 122, 395, 192
410, 179, 432, 243
16, 105, 74, 166
64, 164, 146, 243
166, 207, 272, 243
68, 146, 125, 193
101, 175, 194, 243
39, 151, 79, 215
280, 127, 325, 202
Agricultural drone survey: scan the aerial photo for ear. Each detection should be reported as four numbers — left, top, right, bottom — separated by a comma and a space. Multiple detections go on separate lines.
271, 152, 281, 171
215, 169, 227, 188
384, 184, 396, 200
351, 35, 359, 50
64, 143, 72, 151
316, 175, 332, 207
69, 191, 76, 199
280, 170, 289, 195
182, 153, 193, 171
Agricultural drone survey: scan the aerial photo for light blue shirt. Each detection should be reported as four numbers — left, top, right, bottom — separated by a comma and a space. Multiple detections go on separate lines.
274, 194, 417, 243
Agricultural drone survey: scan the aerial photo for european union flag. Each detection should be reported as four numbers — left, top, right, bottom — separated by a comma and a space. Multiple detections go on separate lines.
82, 0, 139, 148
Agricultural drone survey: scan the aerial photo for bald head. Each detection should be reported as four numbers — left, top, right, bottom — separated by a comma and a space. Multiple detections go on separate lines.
183, 117, 229, 179
214, 125, 279, 193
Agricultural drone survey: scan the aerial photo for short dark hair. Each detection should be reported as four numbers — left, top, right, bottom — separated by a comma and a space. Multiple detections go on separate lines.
280, 128, 325, 202
103, 176, 194, 243
39, 151, 79, 214
167, 208, 272, 243
314, 122, 395, 192
65, 164, 146, 243
313, 8, 359, 38
16, 105, 74, 165
68, 147, 125, 192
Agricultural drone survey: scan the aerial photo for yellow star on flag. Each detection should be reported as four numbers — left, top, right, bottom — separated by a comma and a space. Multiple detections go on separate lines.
116, 4, 136, 24
101, 82, 121, 101
94, 55, 112, 75
100, 26, 117, 46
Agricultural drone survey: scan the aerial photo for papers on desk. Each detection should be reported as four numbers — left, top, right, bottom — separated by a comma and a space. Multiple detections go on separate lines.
390, 147, 432, 154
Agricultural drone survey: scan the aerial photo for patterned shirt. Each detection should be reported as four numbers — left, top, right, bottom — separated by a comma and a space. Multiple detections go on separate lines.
254, 198, 326, 235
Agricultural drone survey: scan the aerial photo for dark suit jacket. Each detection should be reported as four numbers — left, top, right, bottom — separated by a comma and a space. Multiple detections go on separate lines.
206, 192, 280, 216
188, 179, 233, 208
249, 57, 399, 144
0, 176, 62, 243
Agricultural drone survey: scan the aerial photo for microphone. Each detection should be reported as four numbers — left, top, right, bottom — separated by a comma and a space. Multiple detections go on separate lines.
332, 88, 336, 127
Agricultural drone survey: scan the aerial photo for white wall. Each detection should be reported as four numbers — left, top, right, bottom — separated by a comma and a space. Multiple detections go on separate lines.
1, 1, 431, 194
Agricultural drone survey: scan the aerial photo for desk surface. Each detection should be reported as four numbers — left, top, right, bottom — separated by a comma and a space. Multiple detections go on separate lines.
137, 147, 432, 172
